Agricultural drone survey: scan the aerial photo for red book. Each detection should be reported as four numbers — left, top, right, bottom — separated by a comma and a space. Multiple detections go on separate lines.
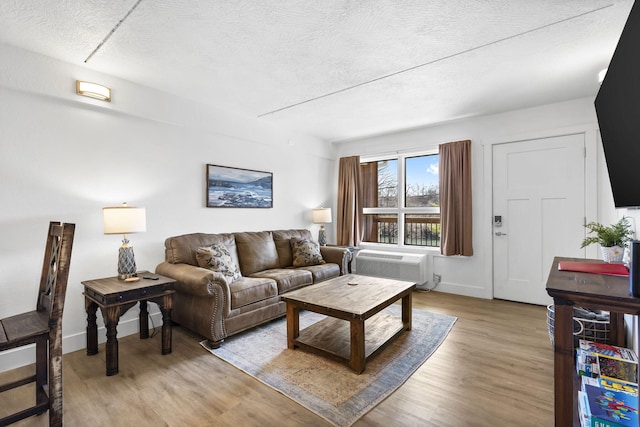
558, 261, 629, 276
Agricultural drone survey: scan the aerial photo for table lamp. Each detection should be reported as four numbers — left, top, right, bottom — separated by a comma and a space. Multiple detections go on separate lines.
103, 203, 146, 280
312, 207, 332, 246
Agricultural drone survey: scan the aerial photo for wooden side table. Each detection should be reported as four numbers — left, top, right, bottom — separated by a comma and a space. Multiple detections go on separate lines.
82, 272, 176, 376
546, 256, 640, 426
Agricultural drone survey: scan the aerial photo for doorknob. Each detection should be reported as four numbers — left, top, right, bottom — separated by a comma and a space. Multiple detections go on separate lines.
495, 232, 507, 236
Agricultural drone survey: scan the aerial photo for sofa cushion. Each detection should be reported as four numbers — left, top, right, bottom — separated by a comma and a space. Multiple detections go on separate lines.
295, 263, 341, 282
195, 244, 242, 285
229, 277, 278, 309
235, 231, 280, 275
250, 269, 313, 294
164, 232, 238, 266
273, 229, 313, 268
291, 238, 325, 267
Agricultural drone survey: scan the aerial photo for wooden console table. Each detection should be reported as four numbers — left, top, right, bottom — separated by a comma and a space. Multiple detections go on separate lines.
82, 272, 175, 376
545, 256, 640, 426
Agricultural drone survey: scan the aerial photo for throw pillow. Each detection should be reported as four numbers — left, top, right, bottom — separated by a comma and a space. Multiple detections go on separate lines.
196, 244, 242, 285
290, 238, 325, 267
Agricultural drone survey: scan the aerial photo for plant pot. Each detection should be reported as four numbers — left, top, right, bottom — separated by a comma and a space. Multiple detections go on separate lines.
601, 246, 624, 263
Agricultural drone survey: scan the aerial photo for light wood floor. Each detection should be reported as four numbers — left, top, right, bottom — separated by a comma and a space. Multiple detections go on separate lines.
0, 291, 554, 426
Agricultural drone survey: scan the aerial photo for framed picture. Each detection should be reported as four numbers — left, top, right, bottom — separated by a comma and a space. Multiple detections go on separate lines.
206, 164, 273, 208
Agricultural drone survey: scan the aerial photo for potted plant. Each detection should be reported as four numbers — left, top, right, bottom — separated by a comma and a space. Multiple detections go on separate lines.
580, 217, 634, 262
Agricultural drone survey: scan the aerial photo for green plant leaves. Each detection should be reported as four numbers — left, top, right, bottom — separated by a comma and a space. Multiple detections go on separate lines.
580, 217, 633, 248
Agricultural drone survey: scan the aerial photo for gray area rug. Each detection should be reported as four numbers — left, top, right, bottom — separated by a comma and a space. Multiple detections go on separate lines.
200, 305, 457, 427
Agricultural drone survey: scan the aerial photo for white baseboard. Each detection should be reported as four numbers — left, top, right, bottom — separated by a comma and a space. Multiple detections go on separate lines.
0, 312, 164, 373
434, 281, 492, 299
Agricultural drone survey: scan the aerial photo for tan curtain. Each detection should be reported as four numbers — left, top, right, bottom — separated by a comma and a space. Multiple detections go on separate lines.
337, 156, 363, 246
360, 161, 378, 242
439, 140, 473, 256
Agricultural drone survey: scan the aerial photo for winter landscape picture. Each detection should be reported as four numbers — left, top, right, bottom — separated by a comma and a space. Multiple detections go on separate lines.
206, 164, 273, 208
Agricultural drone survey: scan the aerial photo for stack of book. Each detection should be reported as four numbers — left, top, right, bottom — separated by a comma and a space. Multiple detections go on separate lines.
576, 340, 639, 427
577, 340, 639, 383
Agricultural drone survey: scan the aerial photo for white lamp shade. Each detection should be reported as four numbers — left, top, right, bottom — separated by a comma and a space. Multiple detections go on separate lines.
312, 208, 332, 224
103, 206, 146, 234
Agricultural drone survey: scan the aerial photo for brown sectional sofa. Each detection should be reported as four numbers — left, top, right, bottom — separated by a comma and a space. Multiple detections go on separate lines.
155, 229, 351, 347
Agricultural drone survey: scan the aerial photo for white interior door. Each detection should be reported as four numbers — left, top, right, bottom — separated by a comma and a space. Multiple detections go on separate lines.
493, 134, 585, 305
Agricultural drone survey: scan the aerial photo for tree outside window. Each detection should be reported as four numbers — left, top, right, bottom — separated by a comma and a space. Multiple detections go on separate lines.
361, 153, 440, 247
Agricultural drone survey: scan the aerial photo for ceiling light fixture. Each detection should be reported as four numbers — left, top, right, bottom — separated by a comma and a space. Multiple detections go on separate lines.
76, 80, 112, 102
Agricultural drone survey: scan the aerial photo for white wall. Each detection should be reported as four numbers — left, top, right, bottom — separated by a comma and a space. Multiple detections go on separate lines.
334, 97, 620, 300
2, 42, 634, 371
0, 45, 335, 371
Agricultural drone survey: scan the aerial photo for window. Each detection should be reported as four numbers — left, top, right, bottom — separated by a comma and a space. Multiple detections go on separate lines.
361, 153, 440, 248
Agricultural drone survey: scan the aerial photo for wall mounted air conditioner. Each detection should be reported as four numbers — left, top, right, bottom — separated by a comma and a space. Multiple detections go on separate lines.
354, 249, 428, 285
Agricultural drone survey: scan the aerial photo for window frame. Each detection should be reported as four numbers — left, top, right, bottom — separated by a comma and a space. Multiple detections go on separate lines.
361, 149, 440, 250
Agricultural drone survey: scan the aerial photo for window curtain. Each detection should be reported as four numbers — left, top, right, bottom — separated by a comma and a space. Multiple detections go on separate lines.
439, 140, 473, 256
360, 161, 378, 242
337, 156, 363, 246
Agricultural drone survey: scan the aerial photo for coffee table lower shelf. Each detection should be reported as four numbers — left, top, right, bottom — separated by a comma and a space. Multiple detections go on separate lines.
283, 274, 415, 374
292, 311, 408, 373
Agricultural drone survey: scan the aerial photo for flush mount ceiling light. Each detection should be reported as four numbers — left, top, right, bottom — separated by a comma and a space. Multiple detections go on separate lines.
76, 80, 111, 102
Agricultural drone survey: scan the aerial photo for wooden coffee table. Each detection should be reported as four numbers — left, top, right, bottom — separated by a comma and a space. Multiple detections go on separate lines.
281, 274, 415, 374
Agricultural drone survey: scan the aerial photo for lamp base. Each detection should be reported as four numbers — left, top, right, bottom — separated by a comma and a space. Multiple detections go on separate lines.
318, 226, 327, 246
117, 242, 137, 280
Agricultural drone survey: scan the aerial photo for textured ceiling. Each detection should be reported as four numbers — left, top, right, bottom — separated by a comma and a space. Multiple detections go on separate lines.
0, 0, 634, 141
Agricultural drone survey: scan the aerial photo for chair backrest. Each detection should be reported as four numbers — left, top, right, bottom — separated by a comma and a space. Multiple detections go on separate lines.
36, 222, 75, 324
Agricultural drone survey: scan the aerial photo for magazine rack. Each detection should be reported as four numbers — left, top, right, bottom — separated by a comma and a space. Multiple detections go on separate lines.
546, 256, 640, 427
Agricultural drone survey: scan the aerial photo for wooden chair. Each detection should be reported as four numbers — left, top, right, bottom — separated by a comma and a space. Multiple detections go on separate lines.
0, 221, 75, 427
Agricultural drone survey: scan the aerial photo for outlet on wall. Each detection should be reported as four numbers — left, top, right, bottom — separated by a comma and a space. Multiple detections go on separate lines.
433, 274, 442, 284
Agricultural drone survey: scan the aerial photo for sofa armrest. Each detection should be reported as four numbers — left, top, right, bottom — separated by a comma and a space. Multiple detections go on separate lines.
320, 246, 352, 275
155, 262, 228, 297
156, 261, 231, 343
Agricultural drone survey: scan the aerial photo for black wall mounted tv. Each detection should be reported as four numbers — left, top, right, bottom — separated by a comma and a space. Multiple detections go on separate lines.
595, 1, 640, 208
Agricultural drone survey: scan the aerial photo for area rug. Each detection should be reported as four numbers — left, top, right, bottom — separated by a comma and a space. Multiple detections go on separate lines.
200, 305, 456, 426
